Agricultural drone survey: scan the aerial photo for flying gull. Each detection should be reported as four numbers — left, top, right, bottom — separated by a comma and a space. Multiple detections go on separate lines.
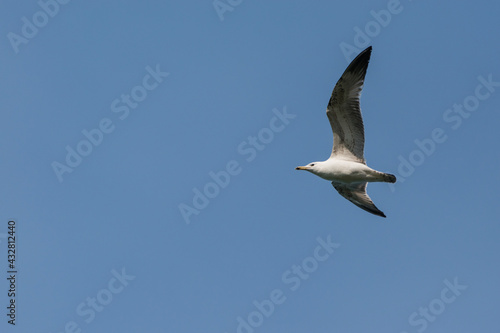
295, 46, 396, 217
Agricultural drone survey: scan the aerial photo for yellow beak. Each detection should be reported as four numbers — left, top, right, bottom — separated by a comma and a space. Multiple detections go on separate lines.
295, 166, 309, 170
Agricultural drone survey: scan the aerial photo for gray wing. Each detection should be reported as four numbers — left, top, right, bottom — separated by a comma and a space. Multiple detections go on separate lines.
331, 181, 386, 217
327, 46, 372, 163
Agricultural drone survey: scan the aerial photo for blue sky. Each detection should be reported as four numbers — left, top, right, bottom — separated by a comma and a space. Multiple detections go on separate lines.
1, 1, 499, 332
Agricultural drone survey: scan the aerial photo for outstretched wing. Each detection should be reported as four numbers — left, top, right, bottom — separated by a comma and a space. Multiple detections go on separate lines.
331, 181, 386, 217
327, 46, 372, 164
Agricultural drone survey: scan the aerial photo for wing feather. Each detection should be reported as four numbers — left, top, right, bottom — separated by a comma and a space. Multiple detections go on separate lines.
331, 181, 386, 217
327, 46, 372, 163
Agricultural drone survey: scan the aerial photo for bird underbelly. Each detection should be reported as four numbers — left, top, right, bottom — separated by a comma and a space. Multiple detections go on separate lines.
318, 161, 378, 183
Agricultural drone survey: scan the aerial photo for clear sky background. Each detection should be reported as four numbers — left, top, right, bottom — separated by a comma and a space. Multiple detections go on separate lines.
1, 1, 499, 332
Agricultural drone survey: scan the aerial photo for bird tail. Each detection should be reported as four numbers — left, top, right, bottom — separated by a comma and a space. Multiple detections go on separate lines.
382, 173, 397, 183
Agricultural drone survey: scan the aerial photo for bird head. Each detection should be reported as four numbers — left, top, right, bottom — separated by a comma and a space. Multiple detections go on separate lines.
295, 162, 321, 173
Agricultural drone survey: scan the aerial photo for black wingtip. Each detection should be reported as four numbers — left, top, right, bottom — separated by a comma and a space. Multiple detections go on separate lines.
360, 206, 387, 218
360, 46, 372, 55
345, 46, 372, 75
353, 200, 387, 218
353, 46, 372, 60
361, 202, 386, 218
369, 208, 386, 218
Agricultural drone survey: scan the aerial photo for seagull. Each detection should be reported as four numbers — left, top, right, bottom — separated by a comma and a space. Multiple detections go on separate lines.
295, 46, 396, 218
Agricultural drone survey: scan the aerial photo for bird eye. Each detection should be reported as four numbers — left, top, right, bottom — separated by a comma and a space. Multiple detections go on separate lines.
310, 164, 315, 166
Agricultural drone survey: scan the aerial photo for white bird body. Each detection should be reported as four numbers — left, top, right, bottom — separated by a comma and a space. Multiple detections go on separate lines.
296, 46, 396, 217
306, 159, 389, 183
